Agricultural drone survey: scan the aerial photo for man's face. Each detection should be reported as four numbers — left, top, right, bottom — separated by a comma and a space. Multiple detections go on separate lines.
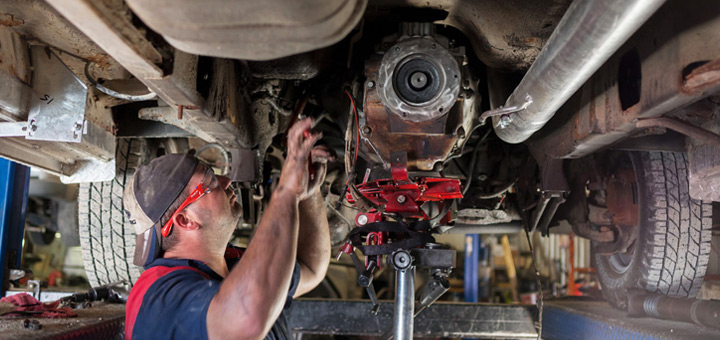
185, 164, 242, 240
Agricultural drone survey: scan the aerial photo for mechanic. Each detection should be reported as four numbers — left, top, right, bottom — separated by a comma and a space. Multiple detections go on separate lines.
123, 118, 333, 339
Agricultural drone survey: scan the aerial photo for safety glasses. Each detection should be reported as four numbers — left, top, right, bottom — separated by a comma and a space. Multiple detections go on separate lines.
160, 165, 219, 237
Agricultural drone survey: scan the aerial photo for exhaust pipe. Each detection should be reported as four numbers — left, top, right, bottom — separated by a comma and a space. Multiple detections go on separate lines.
627, 291, 720, 330
492, 0, 667, 144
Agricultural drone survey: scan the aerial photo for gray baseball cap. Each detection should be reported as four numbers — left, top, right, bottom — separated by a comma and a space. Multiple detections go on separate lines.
123, 153, 199, 267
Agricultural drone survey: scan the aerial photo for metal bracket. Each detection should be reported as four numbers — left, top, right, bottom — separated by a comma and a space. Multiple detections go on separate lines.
26, 46, 87, 143
478, 94, 532, 127
0, 121, 27, 137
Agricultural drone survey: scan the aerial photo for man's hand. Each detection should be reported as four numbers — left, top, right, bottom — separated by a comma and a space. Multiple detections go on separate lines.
306, 144, 336, 198
277, 118, 322, 200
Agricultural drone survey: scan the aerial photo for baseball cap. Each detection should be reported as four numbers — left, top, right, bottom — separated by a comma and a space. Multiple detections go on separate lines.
123, 153, 199, 267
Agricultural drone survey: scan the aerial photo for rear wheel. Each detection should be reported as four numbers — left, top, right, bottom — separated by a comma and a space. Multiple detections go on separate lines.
593, 151, 712, 309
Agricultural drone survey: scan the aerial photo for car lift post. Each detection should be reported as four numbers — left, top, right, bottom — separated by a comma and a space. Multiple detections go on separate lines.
464, 234, 481, 303
0, 158, 30, 297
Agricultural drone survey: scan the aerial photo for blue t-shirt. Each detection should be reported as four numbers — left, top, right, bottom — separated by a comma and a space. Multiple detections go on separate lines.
125, 247, 300, 340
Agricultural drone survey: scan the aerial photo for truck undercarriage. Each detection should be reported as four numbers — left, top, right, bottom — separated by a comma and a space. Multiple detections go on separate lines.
0, 0, 718, 323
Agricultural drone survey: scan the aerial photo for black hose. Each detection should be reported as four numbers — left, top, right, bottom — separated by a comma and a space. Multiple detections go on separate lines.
462, 128, 492, 196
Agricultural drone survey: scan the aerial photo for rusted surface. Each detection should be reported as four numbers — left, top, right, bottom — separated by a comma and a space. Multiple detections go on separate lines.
683, 58, 720, 93
371, 0, 572, 72
0, 13, 23, 27
362, 59, 462, 171
529, 0, 720, 163
562, 158, 615, 243
605, 168, 639, 227
0, 0, 126, 80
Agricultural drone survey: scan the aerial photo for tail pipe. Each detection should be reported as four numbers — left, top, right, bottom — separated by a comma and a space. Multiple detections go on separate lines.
492, 0, 667, 144
627, 291, 720, 330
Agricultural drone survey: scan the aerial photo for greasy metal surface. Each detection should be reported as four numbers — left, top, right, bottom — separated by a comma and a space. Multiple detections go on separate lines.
493, 0, 666, 144
543, 298, 720, 340
370, 0, 571, 72
26, 47, 87, 143
0, 302, 125, 340
564, 159, 615, 242
376, 36, 461, 123
45, 0, 163, 79
248, 50, 330, 80
288, 299, 538, 338
363, 58, 463, 171
456, 208, 513, 225
530, 0, 720, 162
0, 0, 126, 80
126, 0, 367, 61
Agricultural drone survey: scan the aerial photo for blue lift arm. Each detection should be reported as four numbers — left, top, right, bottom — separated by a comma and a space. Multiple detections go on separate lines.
0, 157, 30, 297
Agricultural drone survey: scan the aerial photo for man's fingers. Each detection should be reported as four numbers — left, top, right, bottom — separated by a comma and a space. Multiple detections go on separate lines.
288, 118, 313, 145
302, 131, 322, 154
310, 148, 334, 163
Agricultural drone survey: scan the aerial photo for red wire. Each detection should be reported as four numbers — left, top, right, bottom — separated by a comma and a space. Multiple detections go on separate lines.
344, 89, 360, 170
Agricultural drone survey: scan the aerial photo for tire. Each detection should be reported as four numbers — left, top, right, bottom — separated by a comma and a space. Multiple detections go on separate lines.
593, 151, 712, 309
78, 138, 151, 286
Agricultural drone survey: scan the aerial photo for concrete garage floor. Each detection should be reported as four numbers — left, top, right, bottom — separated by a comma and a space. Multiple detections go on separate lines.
0, 303, 125, 340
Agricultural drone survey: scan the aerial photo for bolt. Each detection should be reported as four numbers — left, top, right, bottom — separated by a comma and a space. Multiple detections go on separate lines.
498, 115, 512, 129
74, 122, 83, 130
362, 125, 372, 135
396, 195, 407, 204
367, 80, 375, 88
357, 214, 369, 226
395, 46, 401, 52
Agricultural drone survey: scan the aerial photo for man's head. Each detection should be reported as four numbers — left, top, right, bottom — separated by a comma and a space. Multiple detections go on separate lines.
123, 153, 242, 267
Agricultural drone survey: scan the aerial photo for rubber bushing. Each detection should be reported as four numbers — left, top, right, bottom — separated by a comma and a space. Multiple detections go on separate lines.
394, 58, 441, 104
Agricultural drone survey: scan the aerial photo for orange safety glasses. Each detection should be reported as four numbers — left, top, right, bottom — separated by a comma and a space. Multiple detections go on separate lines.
160, 165, 219, 237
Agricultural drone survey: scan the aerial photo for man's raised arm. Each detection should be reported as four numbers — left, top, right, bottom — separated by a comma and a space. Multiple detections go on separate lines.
206, 119, 319, 340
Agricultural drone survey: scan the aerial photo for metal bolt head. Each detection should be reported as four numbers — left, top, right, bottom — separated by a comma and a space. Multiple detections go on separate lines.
396, 195, 407, 204
362, 125, 372, 135
367, 80, 375, 88
498, 115, 512, 129
392, 250, 412, 270
74, 122, 83, 130
357, 214, 369, 226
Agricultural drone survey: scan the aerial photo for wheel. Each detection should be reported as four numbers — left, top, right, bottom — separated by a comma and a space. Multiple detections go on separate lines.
78, 139, 149, 286
77, 138, 189, 286
592, 151, 712, 309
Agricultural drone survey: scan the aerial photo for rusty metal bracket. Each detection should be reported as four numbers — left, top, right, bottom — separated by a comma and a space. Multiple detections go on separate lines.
635, 117, 720, 146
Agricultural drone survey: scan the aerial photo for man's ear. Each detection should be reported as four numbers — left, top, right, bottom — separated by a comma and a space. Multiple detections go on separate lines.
172, 212, 200, 231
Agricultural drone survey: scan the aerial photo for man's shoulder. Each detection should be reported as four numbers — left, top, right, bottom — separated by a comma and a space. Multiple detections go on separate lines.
126, 261, 220, 339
